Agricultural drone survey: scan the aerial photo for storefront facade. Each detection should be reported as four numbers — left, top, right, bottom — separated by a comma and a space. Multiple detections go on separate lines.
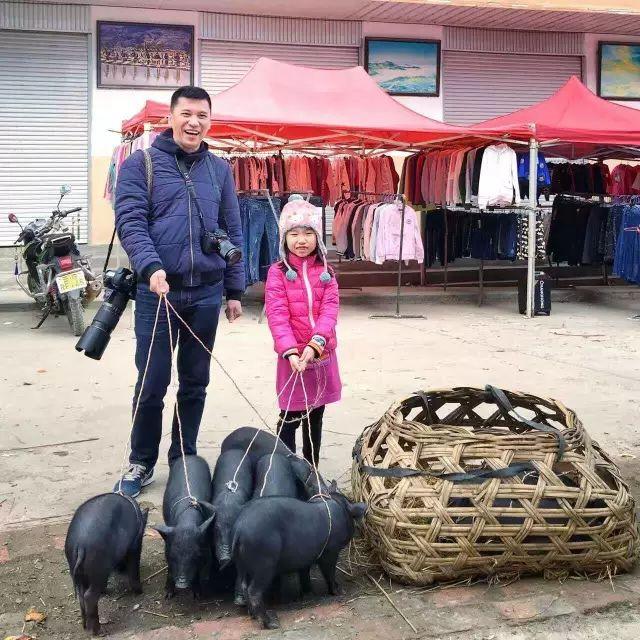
1, 1, 640, 245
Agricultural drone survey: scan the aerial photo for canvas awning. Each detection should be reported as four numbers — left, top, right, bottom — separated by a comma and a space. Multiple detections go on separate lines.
121, 57, 465, 151
470, 76, 640, 159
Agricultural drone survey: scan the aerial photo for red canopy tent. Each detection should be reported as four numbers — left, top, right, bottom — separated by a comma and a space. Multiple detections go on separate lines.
122, 57, 465, 151
121, 100, 171, 137
470, 76, 640, 159
468, 76, 640, 316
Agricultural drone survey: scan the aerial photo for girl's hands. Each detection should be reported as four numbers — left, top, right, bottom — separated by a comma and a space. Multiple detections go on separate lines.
289, 354, 302, 373
289, 346, 315, 373
299, 346, 316, 370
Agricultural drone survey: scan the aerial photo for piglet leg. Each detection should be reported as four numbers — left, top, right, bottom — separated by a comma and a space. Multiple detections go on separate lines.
234, 573, 247, 606
165, 571, 176, 599
299, 568, 312, 597
126, 548, 143, 594
247, 576, 280, 630
318, 550, 343, 596
83, 585, 102, 636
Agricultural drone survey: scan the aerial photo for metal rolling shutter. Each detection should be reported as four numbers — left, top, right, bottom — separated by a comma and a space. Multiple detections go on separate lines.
200, 41, 359, 94
0, 31, 89, 246
443, 52, 582, 125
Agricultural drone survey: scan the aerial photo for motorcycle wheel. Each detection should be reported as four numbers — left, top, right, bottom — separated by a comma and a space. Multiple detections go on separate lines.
65, 297, 85, 337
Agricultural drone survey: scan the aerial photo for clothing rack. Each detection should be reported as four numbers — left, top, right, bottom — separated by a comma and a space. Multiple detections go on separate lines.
342, 189, 424, 320
439, 205, 547, 307
243, 188, 323, 325
548, 193, 617, 288
555, 192, 611, 203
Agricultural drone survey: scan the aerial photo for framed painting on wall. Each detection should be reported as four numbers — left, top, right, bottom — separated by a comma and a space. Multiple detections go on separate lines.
598, 41, 640, 100
97, 21, 194, 89
364, 38, 440, 97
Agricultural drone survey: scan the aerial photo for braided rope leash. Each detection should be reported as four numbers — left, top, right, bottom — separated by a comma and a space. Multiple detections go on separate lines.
164, 297, 271, 430
299, 372, 332, 559
116, 293, 163, 495
164, 296, 197, 506
228, 369, 298, 494
258, 371, 300, 497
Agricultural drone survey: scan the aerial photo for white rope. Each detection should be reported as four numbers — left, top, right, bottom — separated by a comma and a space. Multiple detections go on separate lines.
162, 298, 324, 507
299, 372, 332, 558
227, 368, 299, 493
259, 371, 299, 497
164, 297, 272, 430
117, 293, 163, 495
164, 296, 196, 505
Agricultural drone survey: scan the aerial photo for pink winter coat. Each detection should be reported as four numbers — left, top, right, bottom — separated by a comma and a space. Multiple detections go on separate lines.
265, 253, 342, 411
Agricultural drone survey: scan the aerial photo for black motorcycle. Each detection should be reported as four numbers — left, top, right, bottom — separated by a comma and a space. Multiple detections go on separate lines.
8, 185, 102, 336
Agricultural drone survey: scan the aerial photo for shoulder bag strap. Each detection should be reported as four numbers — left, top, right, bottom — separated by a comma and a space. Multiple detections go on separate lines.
103, 149, 153, 274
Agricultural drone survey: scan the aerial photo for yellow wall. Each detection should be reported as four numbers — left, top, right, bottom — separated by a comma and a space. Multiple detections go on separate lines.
90, 156, 117, 245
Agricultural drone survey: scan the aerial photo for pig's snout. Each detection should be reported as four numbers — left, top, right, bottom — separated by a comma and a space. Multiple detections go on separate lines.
174, 577, 190, 590
216, 543, 232, 567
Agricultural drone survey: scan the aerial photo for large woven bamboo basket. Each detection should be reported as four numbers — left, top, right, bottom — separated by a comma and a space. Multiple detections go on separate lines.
352, 386, 639, 585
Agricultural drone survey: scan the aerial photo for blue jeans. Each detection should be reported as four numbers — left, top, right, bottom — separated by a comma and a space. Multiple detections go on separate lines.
129, 281, 222, 469
614, 206, 640, 285
239, 196, 280, 286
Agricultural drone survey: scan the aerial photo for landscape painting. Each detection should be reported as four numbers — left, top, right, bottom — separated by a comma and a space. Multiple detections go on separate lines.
598, 42, 640, 100
97, 21, 194, 89
365, 38, 440, 97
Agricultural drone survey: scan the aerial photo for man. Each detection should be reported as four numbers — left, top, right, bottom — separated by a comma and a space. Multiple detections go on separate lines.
114, 86, 244, 497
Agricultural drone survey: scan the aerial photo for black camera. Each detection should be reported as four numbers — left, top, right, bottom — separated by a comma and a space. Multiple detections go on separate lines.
75, 267, 136, 360
201, 228, 242, 266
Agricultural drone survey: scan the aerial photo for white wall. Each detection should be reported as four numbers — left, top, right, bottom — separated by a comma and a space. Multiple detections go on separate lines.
90, 5, 199, 157
362, 22, 444, 121
584, 33, 640, 111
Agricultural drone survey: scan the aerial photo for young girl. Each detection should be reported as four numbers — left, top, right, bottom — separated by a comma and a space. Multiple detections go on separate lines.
265, 196, 341, 467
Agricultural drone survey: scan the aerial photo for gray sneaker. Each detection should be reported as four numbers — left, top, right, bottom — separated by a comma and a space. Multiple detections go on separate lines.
113, 463, 154, 498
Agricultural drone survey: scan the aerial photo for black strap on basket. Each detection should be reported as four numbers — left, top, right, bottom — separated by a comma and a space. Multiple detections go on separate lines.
352, 440, 536, 484
484, 385, 566, 460
353, 384, 566, 484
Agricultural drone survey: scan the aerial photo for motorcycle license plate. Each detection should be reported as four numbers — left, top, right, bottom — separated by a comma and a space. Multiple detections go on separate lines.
55, 269, 86, 294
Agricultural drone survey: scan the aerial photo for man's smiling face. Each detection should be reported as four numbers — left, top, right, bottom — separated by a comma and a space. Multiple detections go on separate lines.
169, 96, 211, 153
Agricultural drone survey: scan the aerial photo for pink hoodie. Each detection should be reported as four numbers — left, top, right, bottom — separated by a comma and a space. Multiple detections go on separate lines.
265, 253, 342, 411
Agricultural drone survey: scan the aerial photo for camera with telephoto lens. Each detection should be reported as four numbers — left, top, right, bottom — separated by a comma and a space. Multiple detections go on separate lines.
201, 228, 242, 265
75, 267, 136, 360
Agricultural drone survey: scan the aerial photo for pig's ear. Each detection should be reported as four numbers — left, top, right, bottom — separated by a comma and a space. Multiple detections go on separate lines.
153, 524, 174, 540
328, 480, 338, 493
199, 501, 216, 518
141, 508, 150, 527
199, 515, 215, 536
348, 502, 368, 521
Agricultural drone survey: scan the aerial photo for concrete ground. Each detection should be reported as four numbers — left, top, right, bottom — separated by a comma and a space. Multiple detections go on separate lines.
2, 254, 640, 638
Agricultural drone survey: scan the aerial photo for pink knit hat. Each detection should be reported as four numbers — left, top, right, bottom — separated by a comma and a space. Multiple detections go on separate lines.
279, 195, 331, 282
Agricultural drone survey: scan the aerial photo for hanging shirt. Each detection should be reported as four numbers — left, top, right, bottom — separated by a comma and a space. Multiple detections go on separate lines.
478, 144, 521, 209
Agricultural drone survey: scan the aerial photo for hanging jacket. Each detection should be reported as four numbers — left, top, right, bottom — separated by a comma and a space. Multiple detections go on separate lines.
374, 203, 424, 264
115, 129, 245, 296
265, 254, 339, 357
478, 144, 521, 209
517, 152, 551, 187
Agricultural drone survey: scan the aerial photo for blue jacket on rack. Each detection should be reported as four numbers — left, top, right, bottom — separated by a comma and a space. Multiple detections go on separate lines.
115, 129, 245, 298
517, 151, 551, 187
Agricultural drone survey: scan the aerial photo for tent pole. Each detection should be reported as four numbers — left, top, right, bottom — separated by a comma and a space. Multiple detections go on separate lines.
370, 193, 424, 320
444, 207, 448, 291
526, 138, 539, 319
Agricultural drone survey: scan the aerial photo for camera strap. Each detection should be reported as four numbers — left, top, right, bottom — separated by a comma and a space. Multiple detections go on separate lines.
176, 157, 210, 232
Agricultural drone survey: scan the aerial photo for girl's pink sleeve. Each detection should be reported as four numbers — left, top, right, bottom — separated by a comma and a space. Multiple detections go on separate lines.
313, 277, 339, 340
265, 266, 298, 357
